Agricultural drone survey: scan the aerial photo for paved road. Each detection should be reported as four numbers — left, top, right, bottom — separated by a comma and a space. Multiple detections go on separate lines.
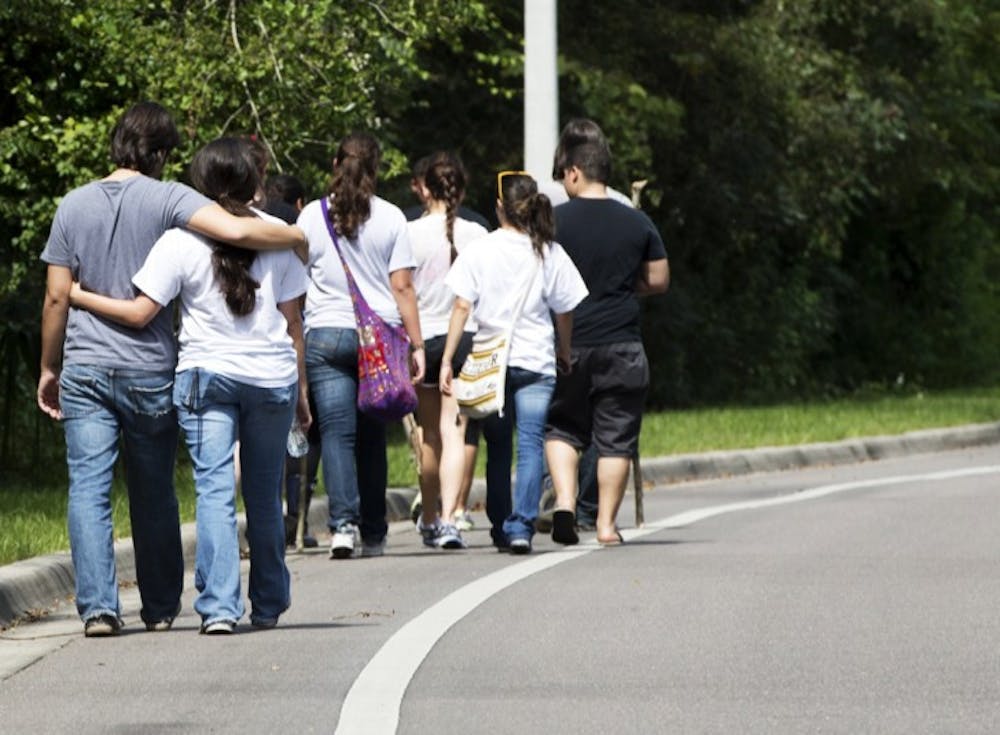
2, 445, 1000, 734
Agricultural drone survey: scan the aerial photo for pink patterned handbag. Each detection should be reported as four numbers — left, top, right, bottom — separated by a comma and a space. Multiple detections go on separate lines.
320, 197, 417, 421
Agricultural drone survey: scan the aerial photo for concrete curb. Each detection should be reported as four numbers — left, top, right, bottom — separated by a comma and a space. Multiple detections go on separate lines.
3, 420, 998, 628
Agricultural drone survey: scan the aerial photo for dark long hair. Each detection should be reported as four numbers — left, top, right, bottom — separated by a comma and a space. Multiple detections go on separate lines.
423, 151, 467, 260
328, 132, 380, 240
189, 137, 261, 316
499, 173, 554, 258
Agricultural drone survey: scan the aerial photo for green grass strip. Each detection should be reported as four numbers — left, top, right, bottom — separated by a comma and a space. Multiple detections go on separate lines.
2, 387, 998, 565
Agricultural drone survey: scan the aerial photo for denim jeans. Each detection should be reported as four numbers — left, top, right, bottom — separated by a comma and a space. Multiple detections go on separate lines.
59, 364, 183, 624
481, 368, 555, 541
305, 327, 388, 543
174, 369, 294, 625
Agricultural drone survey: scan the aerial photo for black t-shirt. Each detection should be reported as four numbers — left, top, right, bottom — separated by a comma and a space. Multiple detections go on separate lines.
263, 199, 299, 225
554, 198, 667, 346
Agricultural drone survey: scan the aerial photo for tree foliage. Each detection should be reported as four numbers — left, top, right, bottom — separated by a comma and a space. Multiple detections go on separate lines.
0, 0, 997, 475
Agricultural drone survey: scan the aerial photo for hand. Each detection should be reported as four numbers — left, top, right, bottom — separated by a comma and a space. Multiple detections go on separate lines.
556, 346, 572, 376
37, 369, 62, 420
439, 364, 453, 396
410, 346, 426, 385
296, 390, 312, 433
69, 281, 82, 306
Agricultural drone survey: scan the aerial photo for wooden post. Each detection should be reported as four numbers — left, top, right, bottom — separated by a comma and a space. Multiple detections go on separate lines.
632, 452, 644, 528
294, 452, 307, 552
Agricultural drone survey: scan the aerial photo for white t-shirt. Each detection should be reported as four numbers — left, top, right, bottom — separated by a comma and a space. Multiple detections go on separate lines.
299, 195, 415, 332
133, 210, 308, 388
407, 212, 487, 338
445, 228, 588, 376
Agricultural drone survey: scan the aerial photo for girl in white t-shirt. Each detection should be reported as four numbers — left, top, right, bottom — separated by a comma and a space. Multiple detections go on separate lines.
70, 138, 309, 634
298, 132, 425, 560
407, 152, 487, 550
440, 172, 588, 554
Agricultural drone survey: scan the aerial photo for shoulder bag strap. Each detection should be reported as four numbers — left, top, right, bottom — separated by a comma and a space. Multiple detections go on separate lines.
503, 253, 541, 349
320, 196, 370, 319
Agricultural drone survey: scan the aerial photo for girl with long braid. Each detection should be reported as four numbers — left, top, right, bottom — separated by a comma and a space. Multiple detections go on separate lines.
407, 152, 487, 549
440, 172, 587, 554
298, 132, 425, 560
69, 137, 310, 634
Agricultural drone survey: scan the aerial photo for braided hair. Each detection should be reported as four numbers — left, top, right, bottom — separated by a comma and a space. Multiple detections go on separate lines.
423, 151, 467, 261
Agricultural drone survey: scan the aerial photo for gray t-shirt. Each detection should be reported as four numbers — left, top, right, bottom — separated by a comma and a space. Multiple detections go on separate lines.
41, 175, 210, 370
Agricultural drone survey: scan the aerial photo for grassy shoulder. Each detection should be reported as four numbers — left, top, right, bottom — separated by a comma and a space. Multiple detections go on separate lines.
2, 386, 998, 565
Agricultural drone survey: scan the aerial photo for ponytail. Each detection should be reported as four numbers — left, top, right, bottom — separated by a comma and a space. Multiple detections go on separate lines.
498, 175, 554, 258
424, 151, 467, 261
328, 132, 380, 240
189, 138, 261, 316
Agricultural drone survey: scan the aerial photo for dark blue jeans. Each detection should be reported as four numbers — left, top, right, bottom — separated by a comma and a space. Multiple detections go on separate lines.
305, 327, 388, 543
59, 364, 183, 624
480, 368, 555, 542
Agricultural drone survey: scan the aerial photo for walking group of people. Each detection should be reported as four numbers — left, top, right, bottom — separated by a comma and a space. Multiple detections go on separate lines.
37, 101, 668, 637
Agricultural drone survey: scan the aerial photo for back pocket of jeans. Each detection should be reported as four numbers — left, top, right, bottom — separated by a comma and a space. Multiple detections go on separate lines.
127, 378, 175, 418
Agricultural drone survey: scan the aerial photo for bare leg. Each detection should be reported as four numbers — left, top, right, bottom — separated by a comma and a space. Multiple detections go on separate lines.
455, 441, 478, 517
596, 456, 631, 543
545, 438, 580, 513
437, 392, 468, 523
415, 386, 442, 527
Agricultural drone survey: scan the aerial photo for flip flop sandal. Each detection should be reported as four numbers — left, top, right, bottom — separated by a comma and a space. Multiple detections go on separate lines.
597, 531, 625, 547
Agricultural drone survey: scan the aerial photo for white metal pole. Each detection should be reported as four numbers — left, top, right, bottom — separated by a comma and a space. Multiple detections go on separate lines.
524, 0, 558, 185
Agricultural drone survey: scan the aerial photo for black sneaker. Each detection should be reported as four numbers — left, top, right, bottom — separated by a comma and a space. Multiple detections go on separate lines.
144, 604, 181, 632
84, 614, 121, 637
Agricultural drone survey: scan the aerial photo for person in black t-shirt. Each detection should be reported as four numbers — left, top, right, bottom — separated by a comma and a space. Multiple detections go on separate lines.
544, 123, 669, 547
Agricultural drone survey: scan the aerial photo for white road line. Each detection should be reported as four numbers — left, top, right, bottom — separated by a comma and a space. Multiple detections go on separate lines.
334, 464, 1000, 735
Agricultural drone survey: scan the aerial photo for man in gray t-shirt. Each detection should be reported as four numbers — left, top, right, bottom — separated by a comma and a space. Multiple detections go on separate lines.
38, 102, 304, 637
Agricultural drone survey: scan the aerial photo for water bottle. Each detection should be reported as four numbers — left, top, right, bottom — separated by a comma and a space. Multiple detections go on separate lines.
287, 423, 309, 458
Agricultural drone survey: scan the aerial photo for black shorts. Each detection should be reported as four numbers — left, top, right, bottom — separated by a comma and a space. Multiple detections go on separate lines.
422, 332, 474, 388
545, 342, 649, 457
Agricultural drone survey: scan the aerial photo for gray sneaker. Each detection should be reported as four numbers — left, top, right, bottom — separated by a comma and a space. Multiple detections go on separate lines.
436, 523, 467, 550
200, 619, 236, 635
416, 518, 441, 548
361, 537, 387, 557
330, 523, 359, 559
509, 537, 532, 555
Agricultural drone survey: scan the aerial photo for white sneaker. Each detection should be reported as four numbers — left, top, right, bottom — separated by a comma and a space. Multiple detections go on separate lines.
330, 523, 359, 559
453, 511, 475, 532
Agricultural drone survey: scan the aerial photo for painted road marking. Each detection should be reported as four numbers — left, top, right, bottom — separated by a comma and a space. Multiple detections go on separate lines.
335, 464, 1000, 735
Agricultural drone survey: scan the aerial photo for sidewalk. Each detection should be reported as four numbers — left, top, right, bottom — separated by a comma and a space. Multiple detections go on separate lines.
3, 420, 999, 628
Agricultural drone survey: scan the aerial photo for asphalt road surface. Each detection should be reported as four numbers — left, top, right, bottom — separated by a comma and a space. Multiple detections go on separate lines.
2, 445, 999, 734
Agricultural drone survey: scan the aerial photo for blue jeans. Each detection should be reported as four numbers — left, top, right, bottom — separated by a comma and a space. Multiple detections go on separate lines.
305, 327, 388, 543
481, 368, 555, 541
174, 369, 294, 625
59, 364, 183, 624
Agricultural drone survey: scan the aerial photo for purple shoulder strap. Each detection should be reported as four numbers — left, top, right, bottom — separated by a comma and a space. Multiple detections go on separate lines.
320, 196, 368, 315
